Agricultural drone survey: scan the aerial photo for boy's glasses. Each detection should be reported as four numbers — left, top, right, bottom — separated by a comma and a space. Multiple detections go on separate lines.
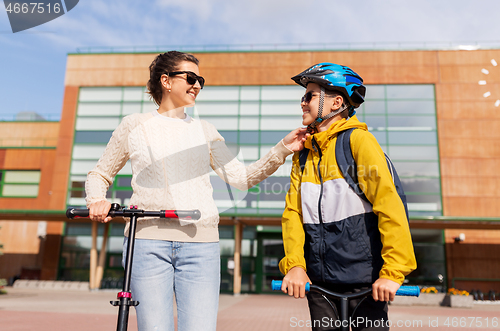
167, 71, 205, 89
301, 91, 317, 103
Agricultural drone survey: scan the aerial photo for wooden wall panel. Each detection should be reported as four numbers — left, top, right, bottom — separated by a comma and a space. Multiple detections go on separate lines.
444, 229, 500, 244
48, 86, 79, 210
435, 83, 500, 101
0, 220, 40, 253
439, 120, 500, 139
0, 149, 5, 168
65, 51, 441, 87
437, 50, 500, 65
0, 122, 59, 148
441, 158, 500, 177
439, 138, 500, 158
437, 100, 500, 120
442, 177, 500, 197
443, 197, 500, 217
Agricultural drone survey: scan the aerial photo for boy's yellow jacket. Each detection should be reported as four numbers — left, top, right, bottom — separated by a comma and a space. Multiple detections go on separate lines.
279, 116, 416, 285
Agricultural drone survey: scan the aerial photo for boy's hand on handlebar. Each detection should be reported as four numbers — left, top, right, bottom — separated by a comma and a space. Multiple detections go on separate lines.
281, 266, 311, 299
372, 278, 400, 302
89, 200, 112, 223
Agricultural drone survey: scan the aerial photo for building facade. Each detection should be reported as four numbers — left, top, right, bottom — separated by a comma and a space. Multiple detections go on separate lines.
1, 48, 500, 294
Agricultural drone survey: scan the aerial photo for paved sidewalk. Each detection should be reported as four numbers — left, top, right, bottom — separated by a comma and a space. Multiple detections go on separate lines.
1, 287, 499, 330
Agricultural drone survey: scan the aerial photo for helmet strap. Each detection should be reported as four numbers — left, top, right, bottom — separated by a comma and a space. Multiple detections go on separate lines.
307, 87, 326, 133
307, 87, 348, 132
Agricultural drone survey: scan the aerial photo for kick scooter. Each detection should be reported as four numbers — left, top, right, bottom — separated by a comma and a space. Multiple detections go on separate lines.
272, 280, 419, 331
66, 203, 201, 331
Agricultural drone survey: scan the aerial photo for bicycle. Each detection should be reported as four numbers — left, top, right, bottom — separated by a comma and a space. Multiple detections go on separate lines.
272, 280, 419, 331
66, 203, 201, 331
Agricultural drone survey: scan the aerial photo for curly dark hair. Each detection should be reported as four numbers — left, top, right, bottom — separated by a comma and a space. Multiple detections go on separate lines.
146, 51, 200, 106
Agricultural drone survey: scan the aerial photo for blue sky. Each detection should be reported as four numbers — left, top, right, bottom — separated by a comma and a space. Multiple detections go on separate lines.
1, 0, 499, 120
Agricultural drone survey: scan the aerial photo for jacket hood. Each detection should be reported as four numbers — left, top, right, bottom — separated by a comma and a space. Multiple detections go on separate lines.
304, 115, 368, 150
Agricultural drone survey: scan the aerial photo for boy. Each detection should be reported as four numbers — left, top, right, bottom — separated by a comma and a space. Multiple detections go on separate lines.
279, 63, 417, 331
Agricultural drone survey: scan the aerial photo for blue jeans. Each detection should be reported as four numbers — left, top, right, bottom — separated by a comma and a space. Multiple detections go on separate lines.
123, 238, 220, 331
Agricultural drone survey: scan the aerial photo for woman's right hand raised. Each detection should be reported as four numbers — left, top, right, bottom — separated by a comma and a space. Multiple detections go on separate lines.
89, 200, 112, 223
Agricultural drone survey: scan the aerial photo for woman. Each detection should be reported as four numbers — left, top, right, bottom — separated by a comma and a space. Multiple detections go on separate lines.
85, 51, 308, 331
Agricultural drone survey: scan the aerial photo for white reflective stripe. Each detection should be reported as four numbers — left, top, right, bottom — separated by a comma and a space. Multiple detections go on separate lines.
301, 179, 372, 225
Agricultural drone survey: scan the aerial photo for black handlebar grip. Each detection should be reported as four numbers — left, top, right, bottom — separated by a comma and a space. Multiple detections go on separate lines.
66, 208, 90, 219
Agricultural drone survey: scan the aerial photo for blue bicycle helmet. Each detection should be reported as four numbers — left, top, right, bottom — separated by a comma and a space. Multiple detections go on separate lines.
292, 63, 366, 108
292, 63, 366, 132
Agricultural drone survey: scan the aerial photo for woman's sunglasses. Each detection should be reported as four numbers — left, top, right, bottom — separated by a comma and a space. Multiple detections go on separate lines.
167, 71, 205, 89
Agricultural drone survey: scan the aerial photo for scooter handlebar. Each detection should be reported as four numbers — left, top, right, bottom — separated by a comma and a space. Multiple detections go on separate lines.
66, 206, 201, 220
66, 208, 89, 219
271, 280, 420, 297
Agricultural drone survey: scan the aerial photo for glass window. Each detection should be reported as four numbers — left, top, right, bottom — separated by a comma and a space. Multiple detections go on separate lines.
387, 100, 436, 114
386, 85, 435, 99
261, 101, 298, 116
365, 85, 385, 99
239, 146, 259, 160
79, 87, 123, 102
260, 131, 289, 144
260, 117, 301, 131
122, 103, 142, 116
364, 115, 386, 129
388, 115, 436, 129
75, 118, 120, 131
392, 161, 440, 177
239, 131, 260, 144
240, 86, 260, 101
72, 145, 106, 160
123, 87, 145, 102
388, 131, 437, 145
195, 102, 239, 115
2, 184, 39, 197
388, 146, 438, 161
74, 131, 113, 144
4, 171, 41, 183
261, 86, 303, 101
363, 100, 386, 114
77, 103, 121, 117
218, 131, 238, 144
70, 84, 441, 217
370, 131, 387, 145
196, 86, 239, 101
71, 160, 99, 175
141, 101, 157, 113
115, 176, 132, 188
239, 102, 260, 115
239, 117, 259, 131
1, 170, 41, 198
401, 178, 441, 194
199, 117, 238, 131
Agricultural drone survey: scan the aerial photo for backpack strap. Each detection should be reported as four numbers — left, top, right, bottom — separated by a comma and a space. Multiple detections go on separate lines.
336, 128, 410, 222
299, 148, 310, 174
335, 128, 370, 203
384, 154, 410, 221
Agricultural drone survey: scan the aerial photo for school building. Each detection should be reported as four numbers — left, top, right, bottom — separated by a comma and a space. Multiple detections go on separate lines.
1, 46, 500, 294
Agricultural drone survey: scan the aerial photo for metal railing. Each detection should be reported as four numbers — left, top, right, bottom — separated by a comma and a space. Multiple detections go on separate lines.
0, 113, 60, 122
74, 40, 500, 54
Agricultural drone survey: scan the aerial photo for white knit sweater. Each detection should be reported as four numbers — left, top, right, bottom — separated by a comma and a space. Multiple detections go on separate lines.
85, 111, 293, 242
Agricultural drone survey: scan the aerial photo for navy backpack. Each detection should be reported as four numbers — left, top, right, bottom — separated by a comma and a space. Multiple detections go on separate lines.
299, 128, 409, 221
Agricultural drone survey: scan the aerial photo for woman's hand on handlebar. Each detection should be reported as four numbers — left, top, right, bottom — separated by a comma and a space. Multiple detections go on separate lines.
281, 266, 311, 299
372, 278, 400, 302
89, 200, 112, 223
